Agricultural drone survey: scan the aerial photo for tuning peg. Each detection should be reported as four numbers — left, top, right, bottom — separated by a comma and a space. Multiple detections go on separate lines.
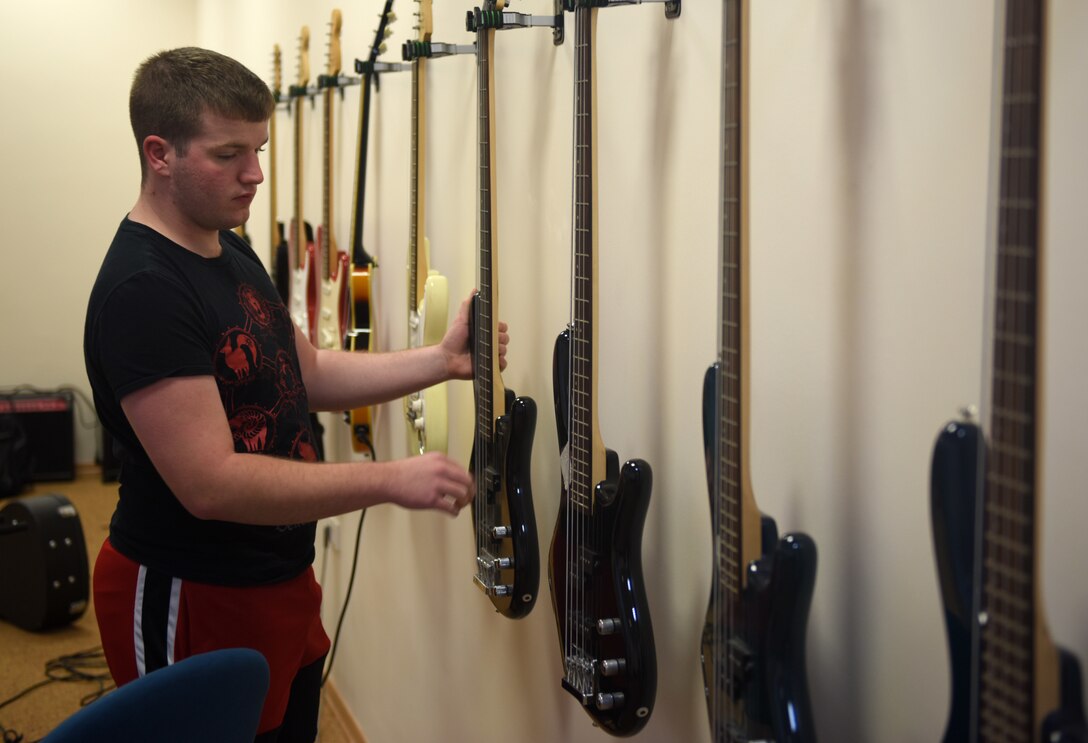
384, 27, 394, 38
378, 43, 388, 54
386, 12, 397, 23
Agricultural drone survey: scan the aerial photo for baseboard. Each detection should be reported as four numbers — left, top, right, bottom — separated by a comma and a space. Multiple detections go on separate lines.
322, 679, 368, 743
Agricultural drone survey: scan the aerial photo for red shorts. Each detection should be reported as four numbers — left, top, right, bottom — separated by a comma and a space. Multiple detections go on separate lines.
93, 539, 331, 735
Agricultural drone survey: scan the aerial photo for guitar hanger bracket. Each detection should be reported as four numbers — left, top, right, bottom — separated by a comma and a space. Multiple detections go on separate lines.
402, 40, 477, 61
355, 59, 412, 75
569, 0, 681, 18
466, 2, 567, 46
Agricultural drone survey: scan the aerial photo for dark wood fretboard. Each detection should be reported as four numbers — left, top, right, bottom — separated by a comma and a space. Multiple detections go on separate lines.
976, 1, 1045, 740
569, 5, 597, 516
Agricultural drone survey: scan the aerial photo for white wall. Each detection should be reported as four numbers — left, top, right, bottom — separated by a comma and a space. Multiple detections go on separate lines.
0, 0, 197, 464
4, 1, 1086, 741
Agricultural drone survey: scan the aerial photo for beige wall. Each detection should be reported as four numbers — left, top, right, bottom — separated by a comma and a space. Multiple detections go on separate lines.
3, 0, 1086, 741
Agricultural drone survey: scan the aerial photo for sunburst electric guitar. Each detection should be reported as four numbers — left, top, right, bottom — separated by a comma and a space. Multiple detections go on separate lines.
315, 9, 352, 352
699, 2, 818, 741
343, 1, 396, 456
402, 0, 448, 455
930, 2, 1087, 741
548, 2, 675, 735
288, 25, 319, 344
466, 0, 539, 620
269, 44, 290, 304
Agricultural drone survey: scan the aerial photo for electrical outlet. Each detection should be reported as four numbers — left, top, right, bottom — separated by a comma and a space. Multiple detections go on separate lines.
325, 517, 341, 552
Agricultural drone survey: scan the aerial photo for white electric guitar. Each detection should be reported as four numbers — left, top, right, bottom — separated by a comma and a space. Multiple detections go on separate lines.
403, 0, 448, 455
315, 9, 351, 351
288, 25, 318, 343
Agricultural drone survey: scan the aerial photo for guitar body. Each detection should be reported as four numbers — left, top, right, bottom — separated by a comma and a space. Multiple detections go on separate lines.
316, 227, 351, 350
469, 386, 540, 619
346, 263, 376, 452
405, 249, 448, 455
288, 219, 318, 342
549, 328, 656, 737
931, 421, 1087, 743
700, 365, 817, 742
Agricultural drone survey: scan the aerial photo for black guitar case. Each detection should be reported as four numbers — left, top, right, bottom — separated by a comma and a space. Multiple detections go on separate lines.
0, 493, 89, 631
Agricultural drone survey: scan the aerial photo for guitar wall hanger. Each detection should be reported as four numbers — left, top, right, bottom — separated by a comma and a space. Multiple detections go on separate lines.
566, 0, 680, 19
466, 0, 567, 45
355, 58, 412, 75
402, 39, 476, 61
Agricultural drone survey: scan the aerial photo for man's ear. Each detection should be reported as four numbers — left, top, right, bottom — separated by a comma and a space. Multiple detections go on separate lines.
142, 135, 173, 177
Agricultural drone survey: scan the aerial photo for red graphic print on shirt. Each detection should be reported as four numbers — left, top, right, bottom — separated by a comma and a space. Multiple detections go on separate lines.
213, 283, 310, 458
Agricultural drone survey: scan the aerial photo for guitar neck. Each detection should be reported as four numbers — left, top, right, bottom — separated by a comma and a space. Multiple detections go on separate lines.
569, 6, 605, 513
322, 83, 334, 279
350, 72, 377, 267
475, 18, 504, 428
716, 0, 761, 593
293, 90, 306, 266
409, 58, 428, 313
976, 0, 1056, 737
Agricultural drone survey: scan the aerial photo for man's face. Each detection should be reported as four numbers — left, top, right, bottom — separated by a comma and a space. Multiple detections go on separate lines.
168, 111, 267, 232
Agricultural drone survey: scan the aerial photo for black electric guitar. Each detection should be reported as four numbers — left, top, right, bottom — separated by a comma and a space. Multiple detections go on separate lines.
270, 44, 290, 303
315, 9, 352, 353
549, 3, 663, 735
344, 1, 396, 455
699, 2, 818, 741
288, 25, 319, 344
930, 2, 1087, 741
466, 0, 539, 620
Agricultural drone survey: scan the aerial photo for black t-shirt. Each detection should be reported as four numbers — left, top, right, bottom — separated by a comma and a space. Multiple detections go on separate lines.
84, 218, 321, 585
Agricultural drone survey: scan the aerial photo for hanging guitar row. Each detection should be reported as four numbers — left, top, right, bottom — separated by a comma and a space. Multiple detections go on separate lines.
263, 0, 1084, 741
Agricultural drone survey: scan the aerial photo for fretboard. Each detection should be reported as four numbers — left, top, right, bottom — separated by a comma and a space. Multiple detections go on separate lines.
408, 59, 426, 315
569, 6, 597, 515
475, 20, 497, 439
322, 85, 334, 280
717, 0, 744, 602
293, 92, 306, 268
350, 72, 376, 267
976, 1, 1045, 739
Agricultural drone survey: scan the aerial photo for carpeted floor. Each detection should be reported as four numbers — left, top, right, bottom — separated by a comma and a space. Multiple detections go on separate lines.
0, 470, 351, 743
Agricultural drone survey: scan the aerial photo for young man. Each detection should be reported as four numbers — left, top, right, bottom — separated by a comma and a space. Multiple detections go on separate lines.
84, 47, 499, 742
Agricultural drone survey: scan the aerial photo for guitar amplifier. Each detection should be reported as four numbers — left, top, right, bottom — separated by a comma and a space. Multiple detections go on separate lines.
0, 391, 76, 481
0, 493, 89, 631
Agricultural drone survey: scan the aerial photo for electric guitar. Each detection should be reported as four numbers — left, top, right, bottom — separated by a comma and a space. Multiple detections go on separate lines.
549, 3, 656, 735
344, 1, 396, 456
403, 0, 449, 456
700, 2, 818, 740
288, 25, 319, 344
467, 0, 539, 620
270, 44, 290, 304
315, 9, 352, 351
930, 2, 1087, 741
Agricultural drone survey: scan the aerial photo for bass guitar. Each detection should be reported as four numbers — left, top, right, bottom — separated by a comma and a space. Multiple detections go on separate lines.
315, 9, 352, 352
699, 2, 818, 740
466, 1, 539, 620
931, 1, 1087, 740
344, 1, 396, 456
288, 25, 319, 344
270, 44, 289, 303
548, 2, 673, 735
402, 0, 449, 455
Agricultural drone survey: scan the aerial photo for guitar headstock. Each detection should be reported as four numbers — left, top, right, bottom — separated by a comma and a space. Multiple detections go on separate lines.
272, 44, 282, 101
368, 0, 397, 65
417, 0, 433, 42
326, 9, 343, 78
297, 26, 310, 89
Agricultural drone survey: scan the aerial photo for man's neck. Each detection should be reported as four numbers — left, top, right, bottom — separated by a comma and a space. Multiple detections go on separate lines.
129, 193, 222, 258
